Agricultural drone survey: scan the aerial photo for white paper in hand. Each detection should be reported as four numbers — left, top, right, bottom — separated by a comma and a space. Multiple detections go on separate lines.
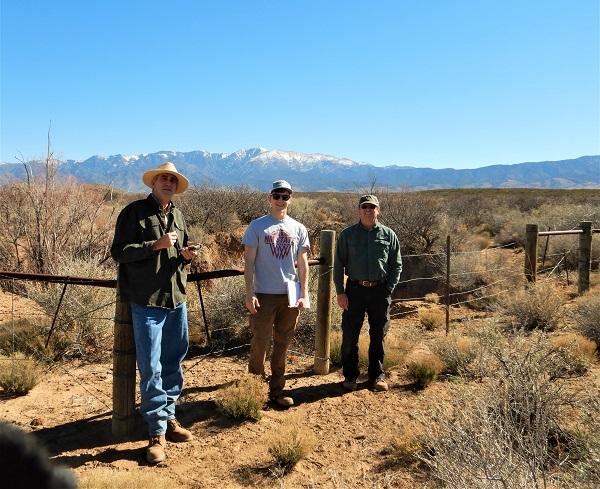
287, 280, 310, 308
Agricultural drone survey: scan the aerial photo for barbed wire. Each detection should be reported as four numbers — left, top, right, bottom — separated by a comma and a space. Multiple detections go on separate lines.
449, 278, 510, 297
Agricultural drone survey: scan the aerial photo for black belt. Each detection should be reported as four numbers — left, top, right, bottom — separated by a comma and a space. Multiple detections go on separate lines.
349, 280, 383, 288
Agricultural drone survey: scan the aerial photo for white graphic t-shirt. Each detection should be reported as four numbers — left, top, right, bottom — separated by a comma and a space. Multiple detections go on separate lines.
242, 214, 310, 294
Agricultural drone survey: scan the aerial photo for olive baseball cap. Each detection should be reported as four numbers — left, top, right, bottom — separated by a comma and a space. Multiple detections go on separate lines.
359, 194, 380, 207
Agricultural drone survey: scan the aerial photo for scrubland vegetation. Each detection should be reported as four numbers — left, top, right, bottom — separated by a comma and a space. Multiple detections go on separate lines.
0, 161, 599, 486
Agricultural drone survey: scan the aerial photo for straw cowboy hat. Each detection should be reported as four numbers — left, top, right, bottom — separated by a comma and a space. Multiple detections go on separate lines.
142, 162, 190, 194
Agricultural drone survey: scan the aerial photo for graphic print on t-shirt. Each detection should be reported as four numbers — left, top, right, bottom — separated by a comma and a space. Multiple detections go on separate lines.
265, 228, 294, 259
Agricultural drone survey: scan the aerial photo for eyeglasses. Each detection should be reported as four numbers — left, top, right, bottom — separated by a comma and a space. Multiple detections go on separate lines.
360, 204, 377, 210
271, 193, 291, 201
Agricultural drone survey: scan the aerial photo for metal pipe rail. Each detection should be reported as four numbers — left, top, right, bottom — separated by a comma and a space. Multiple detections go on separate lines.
0, 258, 325, 288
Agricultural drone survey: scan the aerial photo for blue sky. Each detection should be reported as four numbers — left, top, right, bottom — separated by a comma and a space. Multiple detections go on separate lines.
1, 1, 598, 169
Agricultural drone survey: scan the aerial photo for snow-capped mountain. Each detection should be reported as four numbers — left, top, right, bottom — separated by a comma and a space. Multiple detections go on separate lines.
1, 148, 598, 190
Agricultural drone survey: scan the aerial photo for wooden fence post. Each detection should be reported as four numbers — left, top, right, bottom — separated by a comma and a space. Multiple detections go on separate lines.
445, 235, 450, 335
578, 221, 592, 295
112, 286, 136, 436
525, 224, 538, 283
314, 230, 335, 375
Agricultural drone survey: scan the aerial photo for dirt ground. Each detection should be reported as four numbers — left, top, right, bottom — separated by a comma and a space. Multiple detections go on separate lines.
1, 292, 598, 488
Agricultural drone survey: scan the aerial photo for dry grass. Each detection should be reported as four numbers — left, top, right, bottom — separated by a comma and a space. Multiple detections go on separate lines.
424, 293, 440, 304
215, 374, 268, 421
78, 469, 173, 489
382, 425, 425, 467
432, 335, 477, 377
267, 414, 316, 473
574, 291, 600, 350
0, 354, 42, 395
419, 333, 583, 487
497, 281, 566, 331
406, 352, 444, 389
550, 333, 597, 376
418, 308, 444, 331
329, 329, 412, 372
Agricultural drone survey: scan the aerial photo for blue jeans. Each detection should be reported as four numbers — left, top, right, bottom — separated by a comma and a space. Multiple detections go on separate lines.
131, 302, 189, 436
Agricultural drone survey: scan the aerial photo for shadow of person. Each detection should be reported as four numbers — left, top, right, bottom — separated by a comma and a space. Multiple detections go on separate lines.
51, 446, 144, 468
32, 411, 144, 457
282, 380, 347, 406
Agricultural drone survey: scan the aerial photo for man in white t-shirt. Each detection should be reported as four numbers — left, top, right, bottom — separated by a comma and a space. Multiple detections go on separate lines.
242, 180, 310, 407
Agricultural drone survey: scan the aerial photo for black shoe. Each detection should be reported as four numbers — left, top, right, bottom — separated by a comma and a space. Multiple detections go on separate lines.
342, 378, 358, 391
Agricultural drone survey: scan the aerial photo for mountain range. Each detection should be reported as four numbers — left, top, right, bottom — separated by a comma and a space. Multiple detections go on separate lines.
1, 148, 598, 191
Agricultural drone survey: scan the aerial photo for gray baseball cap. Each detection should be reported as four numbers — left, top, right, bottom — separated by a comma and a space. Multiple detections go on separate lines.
271, 180, 292, 193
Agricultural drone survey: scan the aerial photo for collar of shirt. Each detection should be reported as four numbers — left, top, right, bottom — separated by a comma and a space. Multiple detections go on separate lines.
358, 220, 380, 232
148, 193, 174, 214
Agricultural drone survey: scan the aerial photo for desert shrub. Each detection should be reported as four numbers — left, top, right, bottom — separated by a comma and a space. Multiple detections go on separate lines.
574, 292, 600, 349
380, 189, 442, 254
550, 333, 596, 376
382, 425, 424, 468
418, 308, 444, 331
497, 282, 565, 332
424, 292, 439, 304
78, 469, 172, 489
419, 334, 586, 487
432, 335, 477, 377
0, 354, 42, 395
406, 353, 444, 389
23, 258, 115, 361
179, 184, 266, 234
215, 374, 267, 421
202, 275, 251, 348
267, 414, 316, 473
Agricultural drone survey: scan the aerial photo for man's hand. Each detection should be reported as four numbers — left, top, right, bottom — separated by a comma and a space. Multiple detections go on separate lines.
295, 297, 308, 310
153, 231, 178, 250
180, 246, 198, 261
337, 293, 349, 311
245, 294, 260, 314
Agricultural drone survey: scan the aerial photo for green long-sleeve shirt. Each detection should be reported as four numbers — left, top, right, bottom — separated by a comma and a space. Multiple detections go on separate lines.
111, 194, 190, 308
333, 221, 402, 295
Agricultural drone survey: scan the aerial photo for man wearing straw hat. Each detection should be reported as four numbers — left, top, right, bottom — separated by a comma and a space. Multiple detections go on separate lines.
111, 162, 197, 464
333, 194, 402, 393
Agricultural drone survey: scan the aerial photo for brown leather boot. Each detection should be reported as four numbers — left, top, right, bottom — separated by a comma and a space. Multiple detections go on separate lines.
146, 435, 166, 464
166, 419, 194, 442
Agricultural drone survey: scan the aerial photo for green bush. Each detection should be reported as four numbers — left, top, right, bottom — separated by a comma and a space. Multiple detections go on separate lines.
215, 374, 267, 421
406, 353, 444, 389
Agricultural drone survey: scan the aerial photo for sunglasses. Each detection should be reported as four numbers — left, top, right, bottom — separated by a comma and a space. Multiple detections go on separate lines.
271, 193, 291, 201
360, 204, 377, 210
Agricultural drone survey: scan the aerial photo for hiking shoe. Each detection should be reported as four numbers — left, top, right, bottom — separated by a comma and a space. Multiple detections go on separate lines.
342, 379, 358, 391
373, 378, 389, 392
146, 435, 166, 464
166, 419, 194, 442
270, 395, 294, 408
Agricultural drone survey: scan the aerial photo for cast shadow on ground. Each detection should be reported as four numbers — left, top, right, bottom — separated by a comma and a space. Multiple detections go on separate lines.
51, 446, 145, 468
280, 380, 348, 406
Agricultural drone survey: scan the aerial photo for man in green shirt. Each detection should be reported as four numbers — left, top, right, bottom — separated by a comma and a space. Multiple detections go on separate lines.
333, 194, 402, 392
111, 162, 198, 464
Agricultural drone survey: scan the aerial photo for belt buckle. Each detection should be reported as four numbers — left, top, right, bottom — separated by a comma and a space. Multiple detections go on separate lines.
360, 280, 375, 287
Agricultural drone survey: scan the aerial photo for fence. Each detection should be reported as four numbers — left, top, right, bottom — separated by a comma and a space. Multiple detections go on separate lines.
1, 225, 594, 436
524, 221, 599, 294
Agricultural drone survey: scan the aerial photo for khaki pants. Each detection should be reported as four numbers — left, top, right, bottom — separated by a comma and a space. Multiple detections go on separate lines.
248, 293, 299, 396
